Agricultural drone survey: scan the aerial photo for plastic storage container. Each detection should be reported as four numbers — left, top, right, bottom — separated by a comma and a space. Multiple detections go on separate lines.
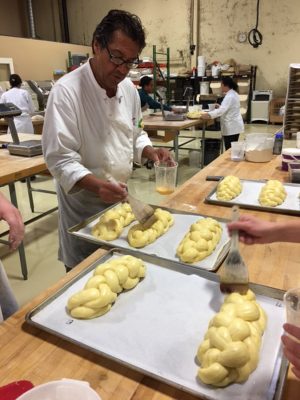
245, 133, 274, 162
16, 379, 101, 400
281, 148, 300, 171
288, 162, 300, 183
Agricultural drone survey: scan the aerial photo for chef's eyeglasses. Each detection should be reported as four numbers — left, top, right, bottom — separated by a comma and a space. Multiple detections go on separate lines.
104, 39, 140, 69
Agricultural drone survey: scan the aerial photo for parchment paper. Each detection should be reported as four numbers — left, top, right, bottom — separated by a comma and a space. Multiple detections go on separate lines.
208, 180, 300, 213
30, 254, 285, 400
72, 212, 230, 271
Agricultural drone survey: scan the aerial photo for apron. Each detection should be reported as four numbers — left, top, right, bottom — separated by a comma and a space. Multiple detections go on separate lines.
58, 115, 138, 268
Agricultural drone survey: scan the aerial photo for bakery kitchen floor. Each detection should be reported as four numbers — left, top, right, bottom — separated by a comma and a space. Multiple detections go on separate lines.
0, 124, 295, 307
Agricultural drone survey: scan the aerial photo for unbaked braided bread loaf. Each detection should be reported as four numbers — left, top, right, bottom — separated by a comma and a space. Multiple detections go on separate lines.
216, 176, 242, 201
258, 180, 286, 207
67, 255, 146, 319
197, 289, 267, 387
127, 208, 174, 248
92, 203, 135, 241
176, 217, 222, 263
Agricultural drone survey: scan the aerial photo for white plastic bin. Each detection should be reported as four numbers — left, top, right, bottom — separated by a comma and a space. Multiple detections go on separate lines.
16, 379, 101, 400
245, 133, 274, 162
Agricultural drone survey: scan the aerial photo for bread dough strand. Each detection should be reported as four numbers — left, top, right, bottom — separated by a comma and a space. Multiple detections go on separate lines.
197, 289, 267, 387
67, 255, 146, 319
176, 217, 222, 263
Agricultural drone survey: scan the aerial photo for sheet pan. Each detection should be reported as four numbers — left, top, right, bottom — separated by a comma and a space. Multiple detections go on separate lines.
26, 249, 287, 400
68, 205, 231, 272
205, 179, 300, 215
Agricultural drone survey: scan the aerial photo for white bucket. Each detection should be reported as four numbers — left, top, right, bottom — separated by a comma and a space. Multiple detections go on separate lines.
16, 379, 101, 400
245, 133, 274, 163
197, 66, 206, 77
197, 56, 205, 66
200, 81, 209, 95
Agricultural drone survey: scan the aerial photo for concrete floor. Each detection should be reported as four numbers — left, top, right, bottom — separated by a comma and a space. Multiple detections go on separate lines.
0, 123, 294, 308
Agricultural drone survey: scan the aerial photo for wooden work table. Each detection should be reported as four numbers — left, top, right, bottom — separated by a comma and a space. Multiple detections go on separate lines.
143, 114, 213, 167
0, 148, 53, 280
1, 151, 300, 399
0, 146, 46, 186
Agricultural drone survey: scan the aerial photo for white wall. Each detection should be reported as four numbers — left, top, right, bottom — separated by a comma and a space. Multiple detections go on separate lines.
67, 0, 192, 70
198, 0, 300, 96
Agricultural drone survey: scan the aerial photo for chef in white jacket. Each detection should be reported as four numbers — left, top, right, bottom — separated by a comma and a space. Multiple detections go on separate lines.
42, 10, 172, 270
202, 77, 244, 150
1, 74, 35, 134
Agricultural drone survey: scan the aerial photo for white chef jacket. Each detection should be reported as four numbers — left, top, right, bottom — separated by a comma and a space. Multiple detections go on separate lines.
42, 61, 152, 267
0, 87, 35, 134
208, 89, 244, 136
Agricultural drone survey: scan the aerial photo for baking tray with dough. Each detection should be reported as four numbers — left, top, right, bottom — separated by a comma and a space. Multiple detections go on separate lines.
68, 204, 231, 272
26, 249, 287, 400
205, 178, 300, 215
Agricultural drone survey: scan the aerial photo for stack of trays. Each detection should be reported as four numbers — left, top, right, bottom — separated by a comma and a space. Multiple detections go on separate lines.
284, 64, 300, 139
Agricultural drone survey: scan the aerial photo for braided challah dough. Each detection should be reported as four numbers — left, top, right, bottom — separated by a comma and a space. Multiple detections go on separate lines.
127, 208, 174, 248
216, 176, 242, 201
197, 289, 267, 387
67, 255, 146, 319
176, 218, 222, 263
92, 203, 135, 241
258, 180, 287, 207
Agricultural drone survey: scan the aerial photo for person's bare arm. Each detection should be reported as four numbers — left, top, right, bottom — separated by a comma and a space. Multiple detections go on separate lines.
227, 215, 300, 244
0, 193, 24, 250
76, 174, 128, 204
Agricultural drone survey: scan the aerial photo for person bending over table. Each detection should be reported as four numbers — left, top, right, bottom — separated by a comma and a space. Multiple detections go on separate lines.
138, 76, 172, 112
228, 215, 300, 379
42, 10, 172, 271
0, 193, 24, 322
201, 76, 244, 150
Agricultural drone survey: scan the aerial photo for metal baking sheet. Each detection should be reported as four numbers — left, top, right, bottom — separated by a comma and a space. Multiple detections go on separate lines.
205, 178, 300, 215
68, 205, 231, 272
26, 249, 287, 400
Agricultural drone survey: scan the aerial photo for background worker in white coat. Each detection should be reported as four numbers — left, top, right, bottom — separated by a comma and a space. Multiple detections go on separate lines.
42, 10, 172, 271
202, 76, 244, 150
0, 74, 35, 134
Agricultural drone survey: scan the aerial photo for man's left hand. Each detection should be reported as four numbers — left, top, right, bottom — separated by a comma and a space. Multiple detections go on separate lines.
142, 146, 175, 165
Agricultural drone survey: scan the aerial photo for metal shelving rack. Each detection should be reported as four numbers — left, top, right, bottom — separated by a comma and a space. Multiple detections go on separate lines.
284, 64, 300, 139
152, 45, 171, 105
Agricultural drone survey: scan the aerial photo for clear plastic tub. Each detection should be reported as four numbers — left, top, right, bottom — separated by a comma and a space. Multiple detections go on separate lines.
16, 379, 101, 400
245, 133, 274, 162
288, 162, 300, 183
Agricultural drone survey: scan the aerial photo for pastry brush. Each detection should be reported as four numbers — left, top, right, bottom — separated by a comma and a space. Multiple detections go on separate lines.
106, 175, 157, 229
220, 205, 249, 295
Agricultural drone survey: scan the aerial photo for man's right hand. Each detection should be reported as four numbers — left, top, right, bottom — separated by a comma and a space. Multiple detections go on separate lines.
98, 180, 128, 204
77, 174, 128, 204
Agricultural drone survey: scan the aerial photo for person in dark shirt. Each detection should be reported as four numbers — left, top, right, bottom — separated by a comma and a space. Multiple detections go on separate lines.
138, 76, 172, 111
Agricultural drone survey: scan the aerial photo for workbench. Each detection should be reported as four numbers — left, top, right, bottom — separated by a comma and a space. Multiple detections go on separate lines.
1, 150, 299, 399
0, 148, 56, 279
143, 114, 213, 167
